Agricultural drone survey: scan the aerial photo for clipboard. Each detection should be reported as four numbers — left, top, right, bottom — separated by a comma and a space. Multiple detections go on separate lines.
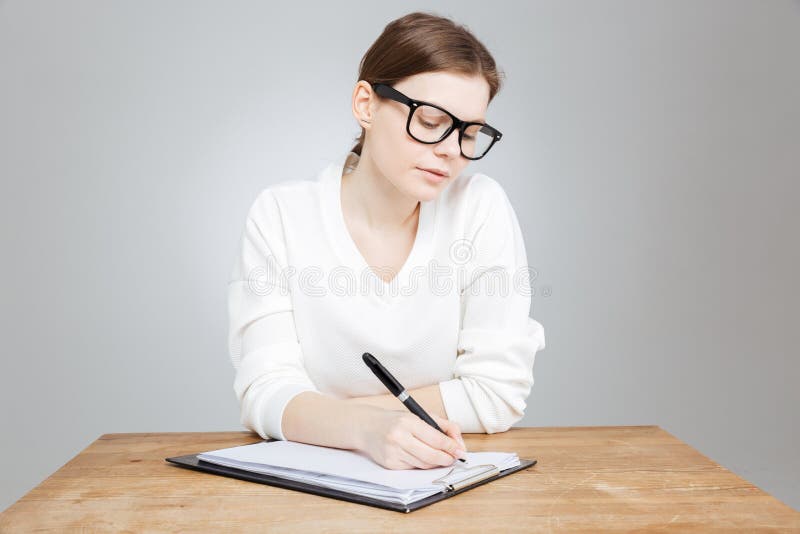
165, 453, 537, 513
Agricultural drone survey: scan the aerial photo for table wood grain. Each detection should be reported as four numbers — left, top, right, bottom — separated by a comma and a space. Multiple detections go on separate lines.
1, 426, 797, 532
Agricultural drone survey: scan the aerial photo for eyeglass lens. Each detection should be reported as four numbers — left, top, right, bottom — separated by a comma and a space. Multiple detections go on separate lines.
410, 104, 494, 159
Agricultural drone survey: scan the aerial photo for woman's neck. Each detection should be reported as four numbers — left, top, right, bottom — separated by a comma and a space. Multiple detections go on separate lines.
341, 154, 420, 233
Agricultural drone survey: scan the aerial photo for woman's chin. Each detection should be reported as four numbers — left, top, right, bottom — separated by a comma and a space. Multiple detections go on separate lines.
412, 181, 447, 203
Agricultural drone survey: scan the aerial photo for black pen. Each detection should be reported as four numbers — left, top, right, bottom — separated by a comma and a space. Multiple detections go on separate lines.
362, 352, 467, 464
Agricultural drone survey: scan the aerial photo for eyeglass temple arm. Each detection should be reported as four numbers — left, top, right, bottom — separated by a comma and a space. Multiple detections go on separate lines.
371, 83, 414, 107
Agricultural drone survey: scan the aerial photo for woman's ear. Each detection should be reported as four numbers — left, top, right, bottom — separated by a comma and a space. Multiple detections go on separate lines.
352, 80, 376, 129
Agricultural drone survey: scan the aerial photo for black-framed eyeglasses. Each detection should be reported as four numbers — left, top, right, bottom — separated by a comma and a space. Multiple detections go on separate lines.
370, 82, 502, 160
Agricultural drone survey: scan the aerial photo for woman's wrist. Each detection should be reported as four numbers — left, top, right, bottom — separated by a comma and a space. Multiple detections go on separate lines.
344, 401, 384, 451
282, 392, 382, 451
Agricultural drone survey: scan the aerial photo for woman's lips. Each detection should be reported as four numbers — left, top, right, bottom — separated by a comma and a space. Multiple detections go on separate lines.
417, 167, 448, 183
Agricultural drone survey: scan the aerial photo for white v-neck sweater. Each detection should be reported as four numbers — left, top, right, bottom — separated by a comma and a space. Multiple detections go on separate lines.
228, 151, 546, 440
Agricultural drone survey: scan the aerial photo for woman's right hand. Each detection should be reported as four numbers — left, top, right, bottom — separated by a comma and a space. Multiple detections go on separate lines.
357, 409, 467, 470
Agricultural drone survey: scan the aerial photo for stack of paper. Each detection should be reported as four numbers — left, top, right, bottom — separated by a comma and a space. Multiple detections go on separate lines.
197, 440, 520, 506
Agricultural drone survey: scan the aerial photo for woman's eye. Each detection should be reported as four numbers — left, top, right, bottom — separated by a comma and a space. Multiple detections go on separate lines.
422, 121, 437, 129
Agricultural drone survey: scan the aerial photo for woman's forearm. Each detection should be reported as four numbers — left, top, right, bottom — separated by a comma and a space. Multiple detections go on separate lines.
282, 391, 380, 449
343, 384, 448, 420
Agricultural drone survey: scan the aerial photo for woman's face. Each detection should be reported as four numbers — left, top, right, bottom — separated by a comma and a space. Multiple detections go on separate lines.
356, 71, 491, 202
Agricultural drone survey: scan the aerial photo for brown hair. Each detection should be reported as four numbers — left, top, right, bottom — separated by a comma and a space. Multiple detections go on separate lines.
350, 11, 505, 156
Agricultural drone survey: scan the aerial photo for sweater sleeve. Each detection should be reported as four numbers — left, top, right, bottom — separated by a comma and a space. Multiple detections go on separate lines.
438, 176, 546, 434
228, 189, 320, 441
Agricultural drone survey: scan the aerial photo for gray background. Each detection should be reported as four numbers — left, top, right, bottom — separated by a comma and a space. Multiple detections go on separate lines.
1, 0, 798, 513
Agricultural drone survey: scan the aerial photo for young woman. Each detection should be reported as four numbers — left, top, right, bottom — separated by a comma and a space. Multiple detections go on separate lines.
228, 12, 546, 470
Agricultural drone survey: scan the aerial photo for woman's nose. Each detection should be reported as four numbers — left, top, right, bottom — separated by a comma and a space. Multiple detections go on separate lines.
434, 127, 462, 158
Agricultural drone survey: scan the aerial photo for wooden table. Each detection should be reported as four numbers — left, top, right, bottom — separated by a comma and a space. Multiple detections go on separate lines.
1, 426, 797, 531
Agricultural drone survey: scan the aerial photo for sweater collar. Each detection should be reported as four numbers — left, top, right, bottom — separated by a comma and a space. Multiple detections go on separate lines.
319, 151, 436, 302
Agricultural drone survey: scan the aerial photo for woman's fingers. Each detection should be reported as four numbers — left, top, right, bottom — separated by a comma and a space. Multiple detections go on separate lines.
365, 411, 469, 470
402, 433, 458, 468
432, 414, 467, 452
410, 417, 465, 462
